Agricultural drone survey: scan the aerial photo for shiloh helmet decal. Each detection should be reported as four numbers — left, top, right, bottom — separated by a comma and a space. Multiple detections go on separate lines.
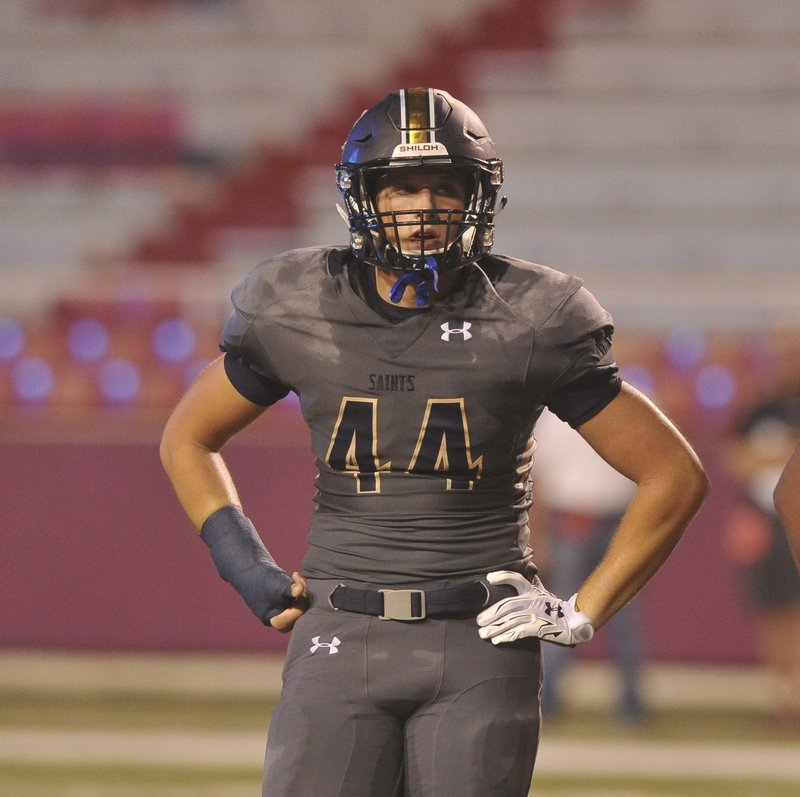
336, 88, 505, 279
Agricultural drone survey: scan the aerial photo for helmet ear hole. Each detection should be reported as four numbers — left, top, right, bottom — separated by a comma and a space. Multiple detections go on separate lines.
336, 88, 503, 275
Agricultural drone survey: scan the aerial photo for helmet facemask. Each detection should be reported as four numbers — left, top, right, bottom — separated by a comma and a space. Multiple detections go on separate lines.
337, 161, 503, 280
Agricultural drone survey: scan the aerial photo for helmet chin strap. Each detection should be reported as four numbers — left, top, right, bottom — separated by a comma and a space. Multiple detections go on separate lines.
389, 256, 440, 306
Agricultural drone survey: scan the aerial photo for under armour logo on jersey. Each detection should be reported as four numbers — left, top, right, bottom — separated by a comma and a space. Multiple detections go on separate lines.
440, 322, 472, 341
310, 635, 341, 655
544, 602, 564, 619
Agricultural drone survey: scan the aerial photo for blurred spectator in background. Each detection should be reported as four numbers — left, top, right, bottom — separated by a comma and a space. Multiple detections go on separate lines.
533, 409, 647, 725
724, 349, 800, 733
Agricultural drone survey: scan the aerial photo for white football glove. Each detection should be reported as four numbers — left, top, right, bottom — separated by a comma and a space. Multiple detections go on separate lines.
476, 571, 595, 647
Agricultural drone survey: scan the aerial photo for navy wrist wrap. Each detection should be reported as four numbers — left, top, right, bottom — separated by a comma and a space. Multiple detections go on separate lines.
200, 505, 293, 625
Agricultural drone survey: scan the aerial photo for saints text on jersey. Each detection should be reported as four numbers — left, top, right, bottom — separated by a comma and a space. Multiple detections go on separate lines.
369, 373, 416, 392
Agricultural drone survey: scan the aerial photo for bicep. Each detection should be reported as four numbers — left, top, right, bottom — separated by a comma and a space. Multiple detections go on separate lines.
576, 382, 703, 486
162, 355, 267, 455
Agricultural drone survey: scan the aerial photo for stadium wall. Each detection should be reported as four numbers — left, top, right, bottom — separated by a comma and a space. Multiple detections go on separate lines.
1, 429, 756, 664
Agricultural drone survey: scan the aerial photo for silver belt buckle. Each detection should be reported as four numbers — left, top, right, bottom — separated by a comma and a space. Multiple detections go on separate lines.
379, 589, 426, 621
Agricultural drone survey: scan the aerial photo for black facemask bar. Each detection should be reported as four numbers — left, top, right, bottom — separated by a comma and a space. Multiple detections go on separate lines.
366, 208, 476, 272
337, 162, 503, 274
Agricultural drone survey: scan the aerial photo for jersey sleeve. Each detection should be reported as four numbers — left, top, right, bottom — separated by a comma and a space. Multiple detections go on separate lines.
222, 351, 290, 406
218, 268, 292, 407
532, 284, 621, 428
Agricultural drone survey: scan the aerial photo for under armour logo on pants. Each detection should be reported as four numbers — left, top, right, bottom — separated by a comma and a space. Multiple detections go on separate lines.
310, 636, 341, 654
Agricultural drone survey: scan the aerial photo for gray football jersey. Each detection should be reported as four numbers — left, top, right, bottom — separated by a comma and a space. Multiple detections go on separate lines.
221, 246, 618, 583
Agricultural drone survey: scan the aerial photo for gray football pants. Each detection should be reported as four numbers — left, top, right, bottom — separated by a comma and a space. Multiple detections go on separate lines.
262, 578, 542, 797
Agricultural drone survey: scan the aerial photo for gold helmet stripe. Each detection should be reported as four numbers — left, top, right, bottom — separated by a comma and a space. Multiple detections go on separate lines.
401, 87, 435, 145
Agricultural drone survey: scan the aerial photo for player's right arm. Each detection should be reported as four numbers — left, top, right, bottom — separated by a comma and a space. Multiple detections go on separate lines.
160, 355, 262, 527
775, 444, 800, 572
160, 355, 307, 632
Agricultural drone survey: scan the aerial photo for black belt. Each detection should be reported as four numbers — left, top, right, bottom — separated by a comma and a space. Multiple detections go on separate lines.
328, 581, 491, 621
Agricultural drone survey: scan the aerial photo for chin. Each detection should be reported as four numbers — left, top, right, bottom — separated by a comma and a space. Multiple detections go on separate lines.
406, 243, 444, 254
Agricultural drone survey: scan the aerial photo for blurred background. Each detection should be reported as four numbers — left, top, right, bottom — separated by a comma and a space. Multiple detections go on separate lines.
1, 0, 799, 794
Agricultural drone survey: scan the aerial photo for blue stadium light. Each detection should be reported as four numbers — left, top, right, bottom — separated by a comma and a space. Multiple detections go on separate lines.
98, 358, 141, 403
664, 327, 707, 369
13, 357, 55, 402
0, 316, 25, 361
151, 318, 196, 363
67, 318, 110, 363
694, 364, 737, 409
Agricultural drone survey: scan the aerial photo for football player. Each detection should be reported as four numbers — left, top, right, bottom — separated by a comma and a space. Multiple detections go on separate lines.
160, 87, 709, 796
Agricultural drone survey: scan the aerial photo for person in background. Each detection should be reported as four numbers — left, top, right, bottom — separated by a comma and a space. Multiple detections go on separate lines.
725, 362, 800, 733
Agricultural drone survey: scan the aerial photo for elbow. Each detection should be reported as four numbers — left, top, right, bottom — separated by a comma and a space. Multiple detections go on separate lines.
681, 452, 711, 516
159, 431, 173, 477
159, 419, 179, 478
648, 445, 710, 525
159, 413, 216, 485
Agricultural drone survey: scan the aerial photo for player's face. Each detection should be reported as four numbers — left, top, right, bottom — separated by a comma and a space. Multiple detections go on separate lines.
374, 170, 468, 256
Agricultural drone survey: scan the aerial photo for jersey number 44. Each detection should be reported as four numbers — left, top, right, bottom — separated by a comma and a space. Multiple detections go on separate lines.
325, 396, 483, 493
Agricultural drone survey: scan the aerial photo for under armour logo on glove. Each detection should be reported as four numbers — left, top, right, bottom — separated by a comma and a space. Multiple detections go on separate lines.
544, 601, 564, 618
476, 571, 594, 648
440, 322, 473, 341
309, 636, 341, 655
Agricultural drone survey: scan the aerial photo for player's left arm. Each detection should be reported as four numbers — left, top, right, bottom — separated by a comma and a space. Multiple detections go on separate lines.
572, 381, 710, 628
478, 382, 708, 646
478, 291, 708, 646
774, 444, 800, 573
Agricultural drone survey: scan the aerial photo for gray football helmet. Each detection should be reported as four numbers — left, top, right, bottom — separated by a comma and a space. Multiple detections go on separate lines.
336, 88, 505, 278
